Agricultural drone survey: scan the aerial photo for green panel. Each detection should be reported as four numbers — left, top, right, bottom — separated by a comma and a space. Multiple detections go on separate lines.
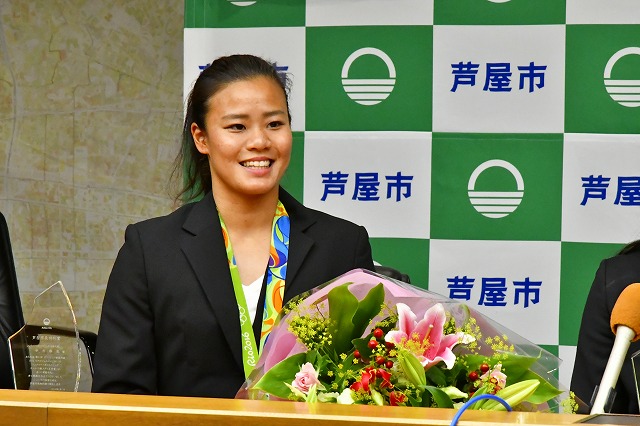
280, 132, 304, 201
431, 133, 563, 241
184, 0, 305, 28
540, 344, 558, 358
539, 344, 559, 381
559, 242, 624, 346
565, 25, 640, 134
434, 0, 565, 25
306, 26, 432, 131
369, 238, 429, 290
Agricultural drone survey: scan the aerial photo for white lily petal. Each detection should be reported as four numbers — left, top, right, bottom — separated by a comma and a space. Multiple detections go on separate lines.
337, 388, 355, 405
442, 386, 468, 400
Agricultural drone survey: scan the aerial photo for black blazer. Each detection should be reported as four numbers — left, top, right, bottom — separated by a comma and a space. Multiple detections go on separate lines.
92, 188, 374, 398
571, 249, 640, 414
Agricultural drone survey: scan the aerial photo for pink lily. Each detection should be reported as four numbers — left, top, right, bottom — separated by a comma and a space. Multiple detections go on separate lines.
481, 363, 507, 389
385, 303, 474, 369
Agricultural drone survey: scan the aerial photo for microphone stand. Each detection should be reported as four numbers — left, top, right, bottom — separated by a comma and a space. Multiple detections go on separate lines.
590, 326, 636, 414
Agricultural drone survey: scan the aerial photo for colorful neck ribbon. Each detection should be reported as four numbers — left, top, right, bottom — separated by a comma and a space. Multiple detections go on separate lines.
219, 201, 290, 378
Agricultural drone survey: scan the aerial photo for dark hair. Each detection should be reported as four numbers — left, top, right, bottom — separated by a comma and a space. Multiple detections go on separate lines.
172, 54, 291, 203
619, 239, 640, 255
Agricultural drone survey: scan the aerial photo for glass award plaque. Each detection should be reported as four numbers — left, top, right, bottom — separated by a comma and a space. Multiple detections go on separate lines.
633, 349, 640, 411
8, 281, 92, 391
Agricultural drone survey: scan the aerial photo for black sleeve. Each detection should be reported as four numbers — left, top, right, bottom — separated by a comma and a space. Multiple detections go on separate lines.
91, 224, 157, 394
354, 225, 375, 271
571, 259, 618, 413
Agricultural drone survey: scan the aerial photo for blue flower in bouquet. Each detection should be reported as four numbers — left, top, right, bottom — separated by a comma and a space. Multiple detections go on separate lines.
239, 269, 574, 412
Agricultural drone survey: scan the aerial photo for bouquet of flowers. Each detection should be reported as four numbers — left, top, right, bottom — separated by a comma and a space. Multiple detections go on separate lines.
236, 269, 574, 412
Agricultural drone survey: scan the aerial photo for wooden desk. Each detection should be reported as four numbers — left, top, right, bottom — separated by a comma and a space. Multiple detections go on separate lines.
0, 389, 588, 426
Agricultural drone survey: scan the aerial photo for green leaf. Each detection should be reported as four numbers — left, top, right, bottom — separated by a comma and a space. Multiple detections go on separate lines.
425, 365, 447, 386
352, 338, 371, 357
251, 353, 307, 399
327, 283, 384, 356
305, 349, 319, 364
407, 393, 424, 407
327, 284, 360, 355
528, 379, 562, 404
351, 283, 385, 338
515, 370, 563, 404
424, 385, 454, 408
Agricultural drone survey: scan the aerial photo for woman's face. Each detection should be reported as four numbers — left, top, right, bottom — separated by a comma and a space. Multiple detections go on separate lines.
191, 76, 292, 201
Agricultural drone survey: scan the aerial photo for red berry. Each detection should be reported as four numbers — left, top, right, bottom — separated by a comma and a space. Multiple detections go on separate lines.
468, 371, 479, 381
373, 328, 384, 339
354, 350, 361, 359
385, 360, 394, 369
368, 339, 378, 349
385, 341, 395, 350
480, 363, 490, 373
376, 355, 385, 365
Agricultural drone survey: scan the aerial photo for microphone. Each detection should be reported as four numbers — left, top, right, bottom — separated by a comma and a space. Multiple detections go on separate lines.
590, 283, 640, 414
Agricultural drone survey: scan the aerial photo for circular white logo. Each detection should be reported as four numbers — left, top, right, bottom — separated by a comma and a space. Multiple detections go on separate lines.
604, 47, 640, 108
43, 317, 51, 326
238, 304, 248, 326
468, 159, 524, 219
227, 0, 256, 6
341, 47, 396, 106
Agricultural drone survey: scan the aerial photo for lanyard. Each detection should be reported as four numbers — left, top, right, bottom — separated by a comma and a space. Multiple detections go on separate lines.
219, 201, 290, 378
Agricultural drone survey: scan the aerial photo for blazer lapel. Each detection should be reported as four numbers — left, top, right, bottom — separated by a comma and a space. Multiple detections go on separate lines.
180, 194, 244, 371
279, 188, 316, 302
177, 189, 318, 371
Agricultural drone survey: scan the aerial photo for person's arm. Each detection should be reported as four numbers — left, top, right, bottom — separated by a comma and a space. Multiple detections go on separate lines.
92, 224, 157, 394
570, 260, 614, 412
354, 225, 375, 271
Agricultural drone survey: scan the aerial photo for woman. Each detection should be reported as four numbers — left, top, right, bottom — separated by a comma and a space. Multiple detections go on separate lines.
571, 240, 640, 414
91, 55, 374, 398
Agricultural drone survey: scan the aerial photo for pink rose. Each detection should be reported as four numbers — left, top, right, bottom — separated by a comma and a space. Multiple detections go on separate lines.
292, 362, 321, 394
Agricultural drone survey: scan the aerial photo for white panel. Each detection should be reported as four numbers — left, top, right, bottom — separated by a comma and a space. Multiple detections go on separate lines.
433, 25, 565, 133
304, 131, 431, 239
567, 0, 640, 24
306, 0, 433, 27
183, 27, 306, 131
559, 345, 577, 390
428, 240, 561, 345
562, 134, 640, 243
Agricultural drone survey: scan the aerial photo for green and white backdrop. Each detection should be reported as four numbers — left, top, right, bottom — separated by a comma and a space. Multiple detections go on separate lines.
183, 0, 640, 390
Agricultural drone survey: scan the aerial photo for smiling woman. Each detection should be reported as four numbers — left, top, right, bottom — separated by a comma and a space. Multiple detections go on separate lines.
90, 54, 375, 399
192, 76, 292, 213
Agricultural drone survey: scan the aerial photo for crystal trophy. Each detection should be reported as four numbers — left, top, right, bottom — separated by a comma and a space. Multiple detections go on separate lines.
633, 349, 640, 410
8, 281, 92, 391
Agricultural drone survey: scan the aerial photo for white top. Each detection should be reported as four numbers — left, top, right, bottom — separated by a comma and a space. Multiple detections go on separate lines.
242, 275, 264, 324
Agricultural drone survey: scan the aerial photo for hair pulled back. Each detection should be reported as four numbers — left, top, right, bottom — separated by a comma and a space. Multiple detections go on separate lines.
619, 239, 640, 255
173, 54, 291, 202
